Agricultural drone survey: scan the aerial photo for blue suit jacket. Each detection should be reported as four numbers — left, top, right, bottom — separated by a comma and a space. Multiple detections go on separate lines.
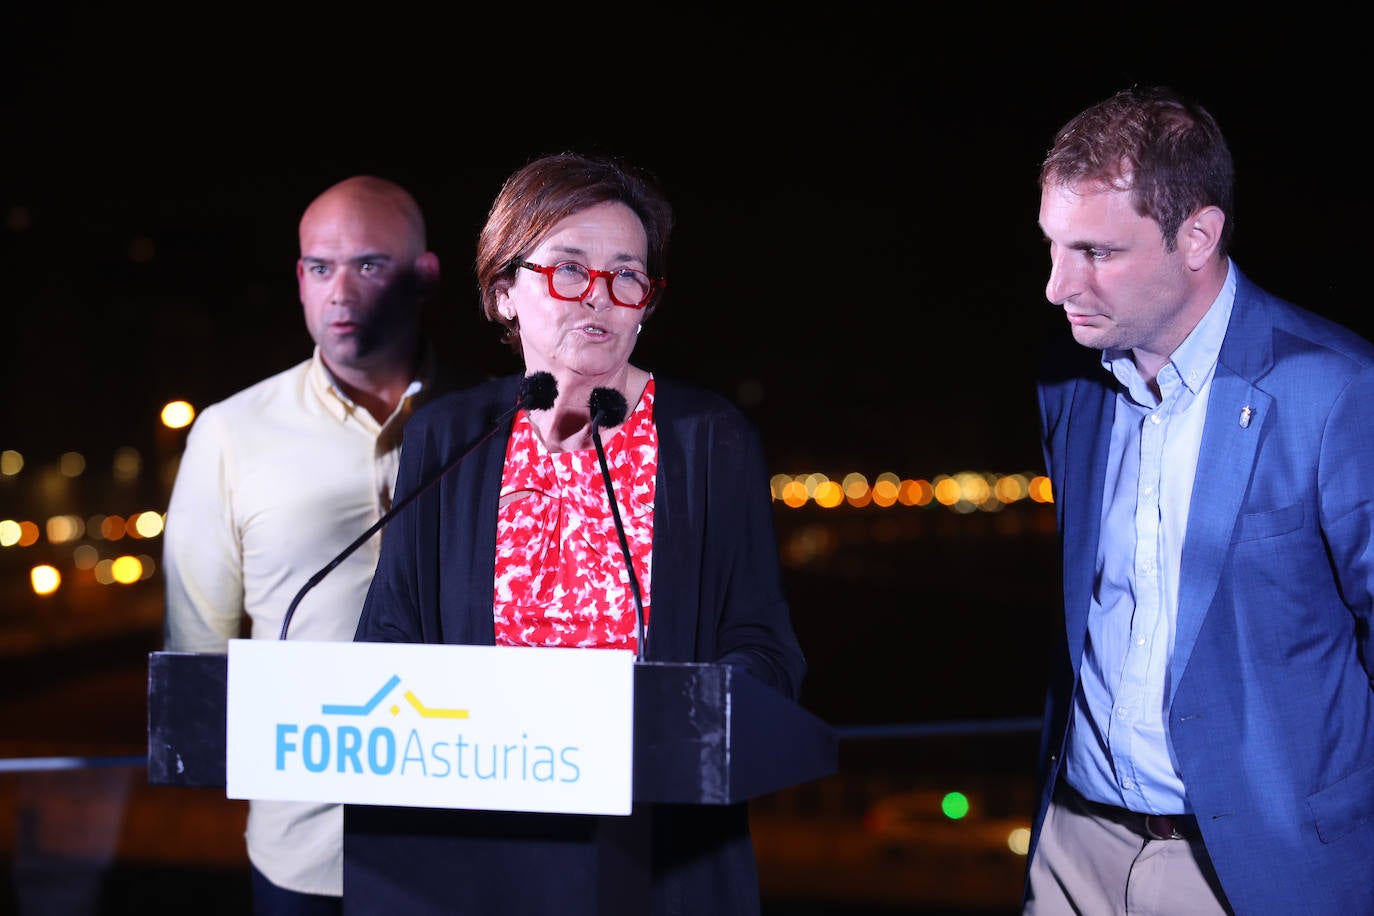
1030, 268, 1374, 914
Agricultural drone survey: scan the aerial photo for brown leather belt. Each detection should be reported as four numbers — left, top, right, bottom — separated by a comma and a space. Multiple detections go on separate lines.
1141, 812, 1198, 840
1068, 784, 1200, 840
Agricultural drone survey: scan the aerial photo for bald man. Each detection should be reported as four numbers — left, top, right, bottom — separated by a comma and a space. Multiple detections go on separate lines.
162, 176, 462, 914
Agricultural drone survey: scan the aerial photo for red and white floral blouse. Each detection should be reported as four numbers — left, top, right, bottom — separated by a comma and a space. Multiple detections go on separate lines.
493, 378, 656, 651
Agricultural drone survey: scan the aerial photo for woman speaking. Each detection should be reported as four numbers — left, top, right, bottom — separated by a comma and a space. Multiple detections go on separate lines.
353, 152, 806, 915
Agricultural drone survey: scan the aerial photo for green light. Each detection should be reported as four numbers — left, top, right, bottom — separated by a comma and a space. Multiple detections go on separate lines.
941, 791, 970, 820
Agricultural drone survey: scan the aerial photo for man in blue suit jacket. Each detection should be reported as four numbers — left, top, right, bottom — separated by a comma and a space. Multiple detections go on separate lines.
1023, 86, 1374, 915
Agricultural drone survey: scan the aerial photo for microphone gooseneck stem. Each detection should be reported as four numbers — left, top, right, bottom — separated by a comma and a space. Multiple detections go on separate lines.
591, 416, 647, 661
279, 376, 553, 640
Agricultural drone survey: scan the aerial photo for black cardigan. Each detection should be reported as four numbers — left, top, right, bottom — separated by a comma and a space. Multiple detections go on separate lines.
351, 372, 806, 915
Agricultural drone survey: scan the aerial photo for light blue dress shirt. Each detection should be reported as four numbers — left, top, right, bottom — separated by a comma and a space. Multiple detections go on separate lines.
1065, 262, 1237, 815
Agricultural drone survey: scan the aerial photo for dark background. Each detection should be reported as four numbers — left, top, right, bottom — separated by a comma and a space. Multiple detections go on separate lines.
2, 11, 1369, 732
4, 14, 1366, 481
0, 15, 1367, 913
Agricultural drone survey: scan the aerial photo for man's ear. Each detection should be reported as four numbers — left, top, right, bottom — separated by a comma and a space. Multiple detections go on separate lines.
413, 251, 440, 301
1181, 206, 1225, 270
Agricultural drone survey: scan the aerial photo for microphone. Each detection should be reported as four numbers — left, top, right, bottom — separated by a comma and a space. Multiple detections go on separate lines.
588, 387, 629, 429
588, 386, 647, 660
279, 371, 558, 639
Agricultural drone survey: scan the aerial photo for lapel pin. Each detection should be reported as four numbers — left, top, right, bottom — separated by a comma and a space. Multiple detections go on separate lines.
1239, 406, 1253, 429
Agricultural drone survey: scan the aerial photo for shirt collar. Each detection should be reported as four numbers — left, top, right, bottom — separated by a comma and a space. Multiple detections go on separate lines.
1102, 258, 1237, 398
306, 344, 431, 426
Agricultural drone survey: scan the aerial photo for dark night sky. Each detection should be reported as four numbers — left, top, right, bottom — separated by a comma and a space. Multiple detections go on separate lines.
3, 14, 1366, 481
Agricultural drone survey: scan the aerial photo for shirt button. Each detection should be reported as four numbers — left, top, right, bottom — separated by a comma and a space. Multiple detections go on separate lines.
1151, 414, 1162, 425
1136, 636, 1146, 646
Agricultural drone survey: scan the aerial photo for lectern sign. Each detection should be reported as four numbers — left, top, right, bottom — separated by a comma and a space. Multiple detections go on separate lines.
225, 640, 635, 815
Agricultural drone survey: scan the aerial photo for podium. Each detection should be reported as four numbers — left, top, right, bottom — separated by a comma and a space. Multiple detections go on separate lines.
148, 650, 838, 914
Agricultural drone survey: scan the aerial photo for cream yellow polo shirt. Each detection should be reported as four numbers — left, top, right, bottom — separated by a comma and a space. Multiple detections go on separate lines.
162, 346, 430, 896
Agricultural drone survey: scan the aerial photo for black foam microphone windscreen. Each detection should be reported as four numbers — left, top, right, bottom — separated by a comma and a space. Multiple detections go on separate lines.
588, 387, 629, 429
520, 370, 558, 411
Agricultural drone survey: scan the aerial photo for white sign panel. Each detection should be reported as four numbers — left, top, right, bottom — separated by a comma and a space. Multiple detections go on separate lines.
226, 640, 635, 815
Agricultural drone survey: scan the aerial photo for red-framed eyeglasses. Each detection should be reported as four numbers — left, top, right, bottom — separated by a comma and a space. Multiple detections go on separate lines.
513, 259, 665, 310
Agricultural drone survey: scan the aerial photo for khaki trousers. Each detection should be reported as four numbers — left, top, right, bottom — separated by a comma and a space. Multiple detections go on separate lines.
1023, 781, 1232, 916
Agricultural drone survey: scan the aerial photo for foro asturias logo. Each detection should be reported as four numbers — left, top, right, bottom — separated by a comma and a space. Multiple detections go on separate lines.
274, 674, 581, 783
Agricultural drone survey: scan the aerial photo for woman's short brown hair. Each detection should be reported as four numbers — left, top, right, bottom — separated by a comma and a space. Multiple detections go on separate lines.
475, 152, 674, 350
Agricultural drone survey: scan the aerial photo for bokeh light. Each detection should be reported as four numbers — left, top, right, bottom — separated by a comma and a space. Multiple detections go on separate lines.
59, 451, 86, 477
161, 400, 196, 429
46, 514, 85, 544
767, 469, 1050, 512
813, 480, 844, 509
131, 510, 165, 538
933, 476, 962, 507
93, 559, 116, 585
941, 791, 970, 820
769, 474, 791, 500
110, 555, 143, 584
113, 446, 142, 483
780, 479, 809, 508
899, 479, 933, 506
994, 473, 1029, 503
871, 473, 900, 508
31, 565, 60, 595
101, 515, 127, 541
